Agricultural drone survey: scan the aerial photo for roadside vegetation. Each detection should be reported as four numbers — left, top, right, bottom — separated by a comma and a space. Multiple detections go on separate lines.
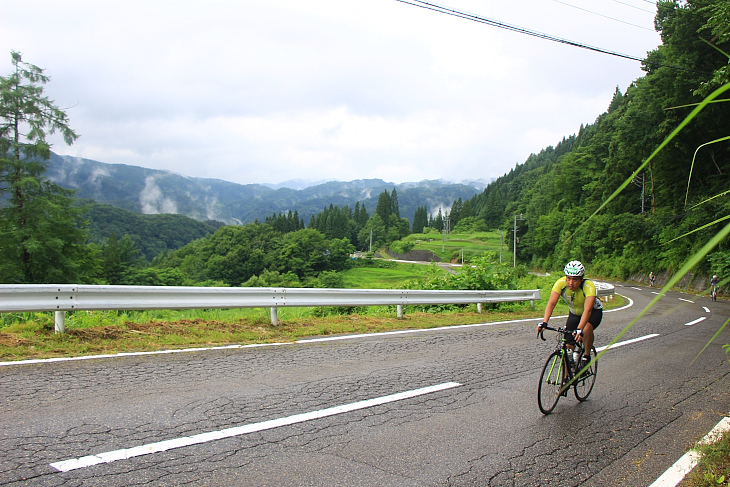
0, 258, 625, 361
685, 431, 730, 487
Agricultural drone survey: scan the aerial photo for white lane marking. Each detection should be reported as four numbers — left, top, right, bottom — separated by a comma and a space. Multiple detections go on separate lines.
684, 317, 706, 326
631, 287, 643, 291
648, 414, 730, 487
0, 317, 562, 366
298, 317, 540, 343
3, 296, 636, 367
651, 291, 662, 295
596, 334, 659, 352
50, 381, 462, 472
678, 298, 695, 303
703, 307, 710, 313
608, 295, 633, 312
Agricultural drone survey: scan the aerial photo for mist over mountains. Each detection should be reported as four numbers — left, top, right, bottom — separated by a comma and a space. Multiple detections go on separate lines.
47, 153, 491, 226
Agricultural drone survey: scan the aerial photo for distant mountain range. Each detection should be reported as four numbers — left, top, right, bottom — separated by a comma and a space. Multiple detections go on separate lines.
47, 153, 490, 225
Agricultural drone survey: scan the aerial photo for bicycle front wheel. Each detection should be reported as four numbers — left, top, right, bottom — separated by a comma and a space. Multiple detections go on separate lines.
538, 351, 564, 414
574, 347, 597, 401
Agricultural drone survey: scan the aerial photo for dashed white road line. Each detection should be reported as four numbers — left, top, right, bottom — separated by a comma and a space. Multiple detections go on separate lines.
648, 414, 730, 487
595, 334, 659, 352
50, 381, 462, 472
678, 298, 695, 303
684, 317, 707, 326
703, 307, 710, 313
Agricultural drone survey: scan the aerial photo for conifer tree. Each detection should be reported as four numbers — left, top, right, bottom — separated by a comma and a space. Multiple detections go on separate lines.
0, 51, 96, 283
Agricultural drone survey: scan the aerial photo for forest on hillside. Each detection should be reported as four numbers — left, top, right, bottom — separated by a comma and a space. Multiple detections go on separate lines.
462, 0, 730, 281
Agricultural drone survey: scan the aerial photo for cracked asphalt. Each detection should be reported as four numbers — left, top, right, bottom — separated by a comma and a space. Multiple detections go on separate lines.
1, 284, 729, 486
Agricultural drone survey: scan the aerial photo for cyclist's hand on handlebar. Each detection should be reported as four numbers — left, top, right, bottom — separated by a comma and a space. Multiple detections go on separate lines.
573, 328, 584, 342
537, 322, 547, 333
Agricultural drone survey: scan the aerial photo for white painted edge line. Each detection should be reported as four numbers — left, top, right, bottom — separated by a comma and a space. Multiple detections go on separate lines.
607, 295, 634, 313
3, 295, 635, 367
298, 316, 541, 343
648, 414, 730, 487
684, 317, 706, 326
703, 307, 710, 313
678, 298, 695, 303
595, 334, 660, 353
50, 381, 462, 472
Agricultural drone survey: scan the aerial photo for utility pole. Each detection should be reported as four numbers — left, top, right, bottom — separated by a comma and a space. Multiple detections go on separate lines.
632, 173, 646, 216
514, 213, 524, 268
498, 230, 503, 264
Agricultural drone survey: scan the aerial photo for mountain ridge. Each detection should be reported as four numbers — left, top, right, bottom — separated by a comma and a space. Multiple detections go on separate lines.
47, 153, 489, 226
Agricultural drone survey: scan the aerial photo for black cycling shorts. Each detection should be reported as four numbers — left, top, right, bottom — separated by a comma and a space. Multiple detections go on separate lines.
564, 309, 602, 345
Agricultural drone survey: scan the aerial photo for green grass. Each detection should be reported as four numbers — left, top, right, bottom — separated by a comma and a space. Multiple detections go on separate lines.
685, 431, 730, 487
0, 271, 627, 362
341, 262, 440, 288
404, 231, 509, 262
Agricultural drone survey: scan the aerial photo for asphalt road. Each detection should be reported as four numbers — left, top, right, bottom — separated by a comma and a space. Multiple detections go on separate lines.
1, 284, 729, 486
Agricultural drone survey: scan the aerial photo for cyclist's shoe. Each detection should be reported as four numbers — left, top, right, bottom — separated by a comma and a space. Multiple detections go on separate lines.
578, 357, 591, 377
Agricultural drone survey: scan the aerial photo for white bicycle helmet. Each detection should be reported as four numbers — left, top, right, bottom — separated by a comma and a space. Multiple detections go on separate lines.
564, 260, 585, 277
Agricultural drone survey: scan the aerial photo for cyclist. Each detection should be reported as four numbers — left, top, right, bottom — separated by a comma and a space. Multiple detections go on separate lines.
537, 260, 603, 370
649, 271, 656, 287
710, 274, 719, 298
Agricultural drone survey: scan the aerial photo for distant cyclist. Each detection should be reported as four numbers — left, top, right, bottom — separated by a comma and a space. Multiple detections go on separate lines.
537, 261, 603, 369
711, 275, 719, 299
649, 271, 656, 287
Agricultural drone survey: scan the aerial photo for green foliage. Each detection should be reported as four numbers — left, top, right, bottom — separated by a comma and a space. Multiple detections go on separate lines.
242, 270, 301, 287
452, 216, 488, 233
389, 239, 415, 255
151, 224, 355, 287
408, 256, 523, 292
449, 1, 730, 279
86, 203, 222, 261
0, 51, 97, 283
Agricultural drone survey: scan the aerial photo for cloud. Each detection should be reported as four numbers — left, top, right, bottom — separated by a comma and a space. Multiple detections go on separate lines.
139, 176, 178, 215
1, 0, 661, 186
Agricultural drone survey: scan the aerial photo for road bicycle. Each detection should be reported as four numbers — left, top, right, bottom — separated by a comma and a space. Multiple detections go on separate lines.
711, 285, 718, 302
537, 324, 598, 415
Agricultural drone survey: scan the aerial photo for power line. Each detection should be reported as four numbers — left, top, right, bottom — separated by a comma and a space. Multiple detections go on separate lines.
395, 0, 700, 72
607, 0, 656, 14
551, 0, 655, 30
396, 0, 646, 62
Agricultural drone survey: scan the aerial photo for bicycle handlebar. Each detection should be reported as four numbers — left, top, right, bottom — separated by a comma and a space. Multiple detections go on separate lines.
537, 324, 574, 341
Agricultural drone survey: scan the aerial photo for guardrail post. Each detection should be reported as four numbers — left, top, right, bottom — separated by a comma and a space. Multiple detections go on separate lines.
270, 307, 279, 326
530, 300, 535, 310
397, 305, 403, 319
54, 311, 65, 334
477, 303, 483, 313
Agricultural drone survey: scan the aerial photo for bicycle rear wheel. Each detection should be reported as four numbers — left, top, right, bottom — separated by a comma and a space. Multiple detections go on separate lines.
574, 346, 597, 401
538, 351, 564, 414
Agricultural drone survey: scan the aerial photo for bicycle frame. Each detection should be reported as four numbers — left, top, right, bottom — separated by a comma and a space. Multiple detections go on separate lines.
537, 324, 597, 414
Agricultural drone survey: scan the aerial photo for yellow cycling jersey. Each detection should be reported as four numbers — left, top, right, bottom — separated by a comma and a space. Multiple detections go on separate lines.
552, 276, 603, 316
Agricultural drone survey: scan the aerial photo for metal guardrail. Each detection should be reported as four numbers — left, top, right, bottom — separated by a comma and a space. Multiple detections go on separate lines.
0, 282, 614, 333
0, 284, 544, 333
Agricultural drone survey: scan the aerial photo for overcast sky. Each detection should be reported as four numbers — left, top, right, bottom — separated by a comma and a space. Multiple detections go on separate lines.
1, 0, 661, 187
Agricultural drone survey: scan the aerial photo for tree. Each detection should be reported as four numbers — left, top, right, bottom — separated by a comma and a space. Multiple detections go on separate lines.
390, 188, 400, 219
101, 233, 142, 284
413, 205, 428, 233
0, 51, 95, 283
375, 189, 391, 223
